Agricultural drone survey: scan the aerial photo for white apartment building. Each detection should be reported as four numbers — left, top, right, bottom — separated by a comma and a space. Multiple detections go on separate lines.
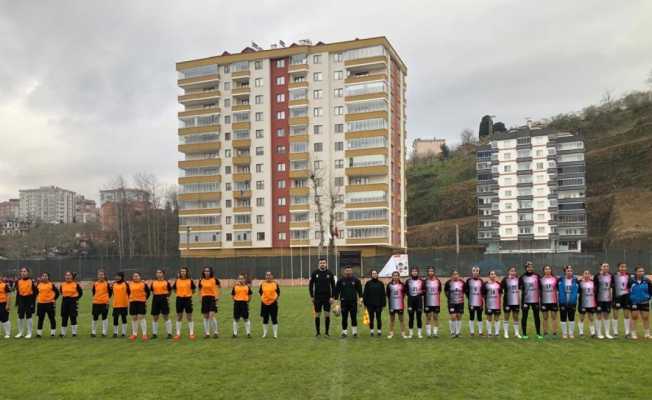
19, 186, 76, 224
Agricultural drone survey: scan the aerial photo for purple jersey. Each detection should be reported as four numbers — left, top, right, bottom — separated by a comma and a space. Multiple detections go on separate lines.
388, 282, 405, 311
406, 278, 424, 298
485, 281, 501, 310
615, 273, 630, 297
467, 278, 484, 307
597, 273, 613, 302
580, 280, 597, 308
521, 274, 540, 304
425, 278, 441, 307
447, 280, 464, 305
541, 276, 558, 304
503, 277, 520, 306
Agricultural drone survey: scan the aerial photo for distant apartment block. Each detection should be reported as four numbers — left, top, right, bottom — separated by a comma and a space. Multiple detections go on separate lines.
99, 188, 150, 231
74, 195, 99, 224
19, 186, 76, 224
413, 138, 446, 157
0, 199, 20, 221
476, 126, 587, 253
176, 36, 407, 258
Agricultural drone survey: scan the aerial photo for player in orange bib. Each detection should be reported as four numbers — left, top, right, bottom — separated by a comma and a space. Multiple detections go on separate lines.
150, 269, 173, 339
111, 272, 129, 337
59, 271, 83, 337
15, 266, 37, 339
36, 272, 59, 338
0, 273, 11, 338
128, 272, 151, 340
232, 274, 253, 338
259, 271, 280, 338
199, 267, 221, 338
173, 267, 196, 340
91, 270, 112, 337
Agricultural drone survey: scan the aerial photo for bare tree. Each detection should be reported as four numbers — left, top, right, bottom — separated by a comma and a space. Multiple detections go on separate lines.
647, 69, 652, 88
309, 166, 343, 258
460, 128, 477, 145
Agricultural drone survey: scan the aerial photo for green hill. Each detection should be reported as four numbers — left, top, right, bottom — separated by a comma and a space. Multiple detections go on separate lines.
407, 90, 652, 251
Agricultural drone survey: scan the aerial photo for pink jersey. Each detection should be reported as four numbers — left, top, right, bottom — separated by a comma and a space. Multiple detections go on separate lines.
503, 277, 520, 306
521, 274, 540, 304
387, 282, 405, 311
541, 276, 558, 304
485, 281, 501, 310
406, 278, 424, 298
467, 278, 484, 307
597, 273, 613, 302
615, 273, 630, 297
580, 280, 597, 308
447, 280, 464, 305
424, 278, 441, 307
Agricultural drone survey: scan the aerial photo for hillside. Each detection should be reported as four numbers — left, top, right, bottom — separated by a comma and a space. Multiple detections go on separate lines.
407, 90, 652, 250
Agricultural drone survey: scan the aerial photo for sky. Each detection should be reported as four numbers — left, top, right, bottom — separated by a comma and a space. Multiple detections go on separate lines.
1, 0, 651, 202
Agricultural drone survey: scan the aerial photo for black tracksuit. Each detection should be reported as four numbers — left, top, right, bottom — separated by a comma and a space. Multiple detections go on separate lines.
309, 268, 336, 334
363, 278, 386, 330
335, 276, 362, 330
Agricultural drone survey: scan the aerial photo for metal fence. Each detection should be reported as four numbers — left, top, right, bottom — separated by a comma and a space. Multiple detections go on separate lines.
1, 248, 651, 281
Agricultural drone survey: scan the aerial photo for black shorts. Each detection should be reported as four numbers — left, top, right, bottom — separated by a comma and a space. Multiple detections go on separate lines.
389, 308, 404, 315
176, 297, 193, 314
112, 307, 128, 317
596, 302, 612, 313
0, 302, 8, 323
614, 295, 631, 310
448, 303, 464, 314
631, 302, 650, 312
17, 296, 35, 318
260, 302, 278, 319
201, 296, 217, 314
129, 301, 146, 316
485, 308, 501, 316
407, 297, 424, 312
578, 306, 596, 314
313, 298, 331, 313
92, 304, 109, 319
468, 305, 483, 314
503, 304, 520, 313
151, 296, 170, 316
424, 306, 440, 314
233, 301, 249, 320
541, 303, 558, 312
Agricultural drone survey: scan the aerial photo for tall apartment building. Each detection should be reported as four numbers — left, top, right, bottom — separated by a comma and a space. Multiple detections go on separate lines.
19, 186, 76, 224
0, 199, 20, 221
176, 37, 407, 259
476, 126, 587, 253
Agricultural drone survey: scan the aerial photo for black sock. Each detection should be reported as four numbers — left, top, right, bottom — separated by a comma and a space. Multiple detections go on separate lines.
315, 317, 320, 334
325, 317, 330, 334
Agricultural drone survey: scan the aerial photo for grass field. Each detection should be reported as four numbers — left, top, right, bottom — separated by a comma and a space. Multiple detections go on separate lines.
2, 286, 652, 400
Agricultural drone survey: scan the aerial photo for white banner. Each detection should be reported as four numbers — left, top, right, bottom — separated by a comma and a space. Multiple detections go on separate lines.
378, 254, 409, 278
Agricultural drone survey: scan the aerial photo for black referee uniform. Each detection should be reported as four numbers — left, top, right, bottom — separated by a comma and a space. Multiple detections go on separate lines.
309, 267, 335, 336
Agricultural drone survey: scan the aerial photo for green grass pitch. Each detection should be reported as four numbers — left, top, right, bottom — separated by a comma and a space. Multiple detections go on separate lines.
2, 286, 651, 400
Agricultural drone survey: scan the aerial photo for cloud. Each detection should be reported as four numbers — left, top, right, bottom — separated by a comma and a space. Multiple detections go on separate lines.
0, 0, 650, 201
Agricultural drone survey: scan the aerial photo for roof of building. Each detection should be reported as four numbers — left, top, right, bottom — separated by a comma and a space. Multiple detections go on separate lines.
490, 126, 579, 140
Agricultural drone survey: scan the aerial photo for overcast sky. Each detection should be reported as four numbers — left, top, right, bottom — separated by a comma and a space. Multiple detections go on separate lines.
1, 0, 650, 202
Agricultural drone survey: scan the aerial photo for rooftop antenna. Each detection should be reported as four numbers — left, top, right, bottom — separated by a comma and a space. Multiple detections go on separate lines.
279, 40, 286, 47
251, 41, 262, 51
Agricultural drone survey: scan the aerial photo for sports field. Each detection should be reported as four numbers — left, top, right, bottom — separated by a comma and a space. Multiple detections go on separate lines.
2, 286, 651, 400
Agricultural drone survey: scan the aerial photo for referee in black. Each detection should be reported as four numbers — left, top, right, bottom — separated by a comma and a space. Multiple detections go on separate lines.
309, 257, 336, 337
335, 266, 363, 338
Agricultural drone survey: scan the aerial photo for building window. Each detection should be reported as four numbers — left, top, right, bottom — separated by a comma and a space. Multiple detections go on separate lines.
256, 181, 264, 190
335, 141, 344, 151
278, 232, 286, 240
277, 163, 286, 172
255, 95, 263, 104
313, 107, 323, 117
224, 81, 231, 90
225, 199, 232, 208
334, 123, 344, 133
276, 76, 285, 85
278, 197, 286, 206
334, 177, 344, 187
255, 129, 264, 138
276, 111, 285, 120
224, 98, 231, 107
254, 60, 262, 70
276, 93, 285, 103
314, 143, 323, 152
313, 125, 322, 135
313, 54, 321, 64
334, 106, 344, 115
255, 78, 263, 87
224, 115, 231, 124
256, 197, 264, 207
334, 53, 343, 63
276, 145, 287, 154
256, 147, 264, 155
335, 159, 344, 168
225, 216, 232, 225
334, 88, 343, 97
276, 128, 285, 137
226, 233, 232, 241
313, 89, 322, 99
255, 163, 263, 173
224, 149, 232, 158
277, 180, 286, 189
255, 112, 263, 121
256, 215, 264, 224
257, 232, 265, 241
314, 160, 322, 170
223, 65, 230, 73
334, 70, 343, 80
313, 72, 322, 81
276, 59, 285, 68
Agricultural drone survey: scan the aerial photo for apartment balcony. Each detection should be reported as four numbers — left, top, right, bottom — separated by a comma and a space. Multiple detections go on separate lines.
345, 183, 388, 193
177, 73, 220, 88
289, 133, 309, 143
290, 239, 310, 247
344, 55, 388, 69
231, 70, 250, 78
344, 91, 387, 103
344, 73, 388, 85
178, 175, 221, 185
345, 165, 388, 176
289, 169, 310, 179
289, 187, 310, 196
231, 121, 251, 131
233, 190, 252, 199
345, 110, 388, 122
178, 208, 221, 216
231, 87, 251, 96
345, 129, 389, 140
289, 152, 309, 161
288, 98, 309, 107
179, 241, 222, 249
177, 192, 221, 202
178, 125, 221, 136
232, 155, 251, 165
289, 204, 310, 211
178, 141, 221, 154
288, 81, 309, 90
288, 63, 309, 72
178, 106, 221, 118
346, 237, 389, 245
178, 90, 221, 105
289, 116, 309, 126
345, 219, 389, 227
233, 206, 252, 213
232, 172, 251, 182
344, 147, 388, 158
345, 199, 388, 209
233, 223, 252, 230
289, 221, 311, 229
178, 225, 223, 234
232, 138, 251, 149
233, 240, 252, 247
178, 158, 221, 169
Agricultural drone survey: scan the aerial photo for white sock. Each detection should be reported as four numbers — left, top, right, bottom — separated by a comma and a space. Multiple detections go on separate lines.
17, 319, 24, 335
486, 320, 492, 334
352, 326, 358, 335
165, 320, 172, 335
408, 328, 413, 337
131, 322, 138, 336
211, 318, 218, 335
425, 324, 431, 336
457, 320, 462, 335
432, 326, 437, 336
272, 324, 278, 337
102, 320, 108, 335
569, 321, 576, 335
578, 322, 584, 335
140, 319, 147, 336
50, 328, 56, 336
61, 326, 67, 336
245, 320, 251, 335
513, 323, 520, 335
468, 321, 474, 334
503, 321, 509, 334
494, 321, 500, 335
449, 320, 454, 334
188, 321, 194, 335
263, 324, 269, 337
91, 320, 97, 335
113, 325, 118, 335
71, 325, 78, 335
37, 329, 43, 336
603, 320, 610, 335
233, 320, 238, 336
561, 321, 567, 336
121, 323, 127, 336
477, 321, 483, 334
624, 318, 631, 335
176, 321, 182, 336
26, 318, 32, 335
203, 319, 209, 335
611, 318, 618, 334
152, 321, 159, 335
4, 321, 11, 336
595, 320, 602, 336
